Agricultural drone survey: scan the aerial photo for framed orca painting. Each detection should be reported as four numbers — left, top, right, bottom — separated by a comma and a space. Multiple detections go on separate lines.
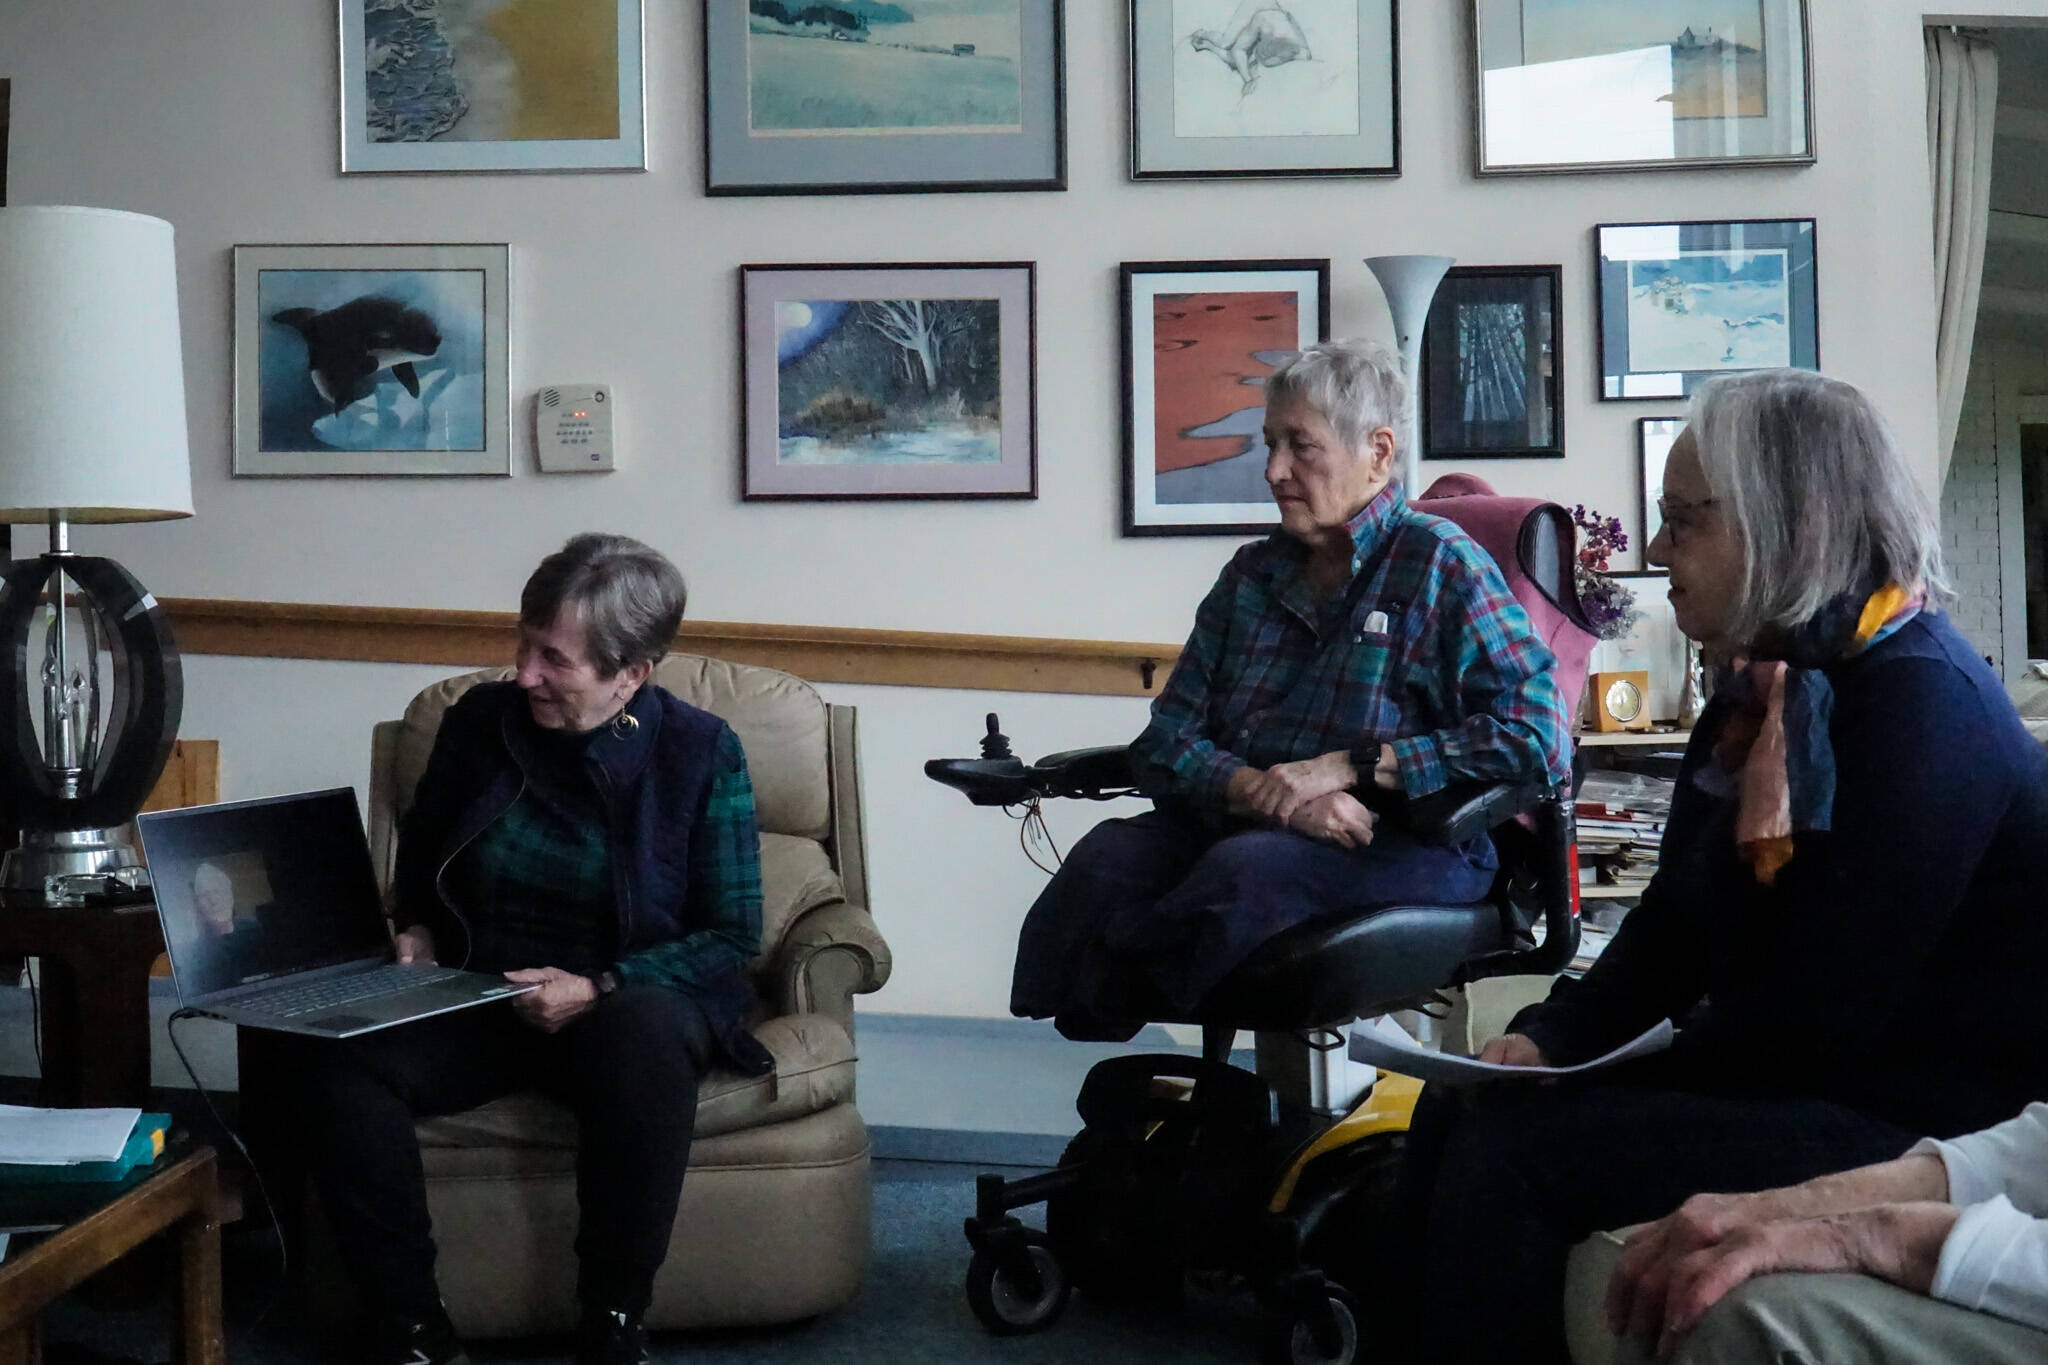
233, 243, 510, 476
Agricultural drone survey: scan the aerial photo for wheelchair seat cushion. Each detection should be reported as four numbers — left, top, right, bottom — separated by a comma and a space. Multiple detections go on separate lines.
1194, 899, 1511, 1031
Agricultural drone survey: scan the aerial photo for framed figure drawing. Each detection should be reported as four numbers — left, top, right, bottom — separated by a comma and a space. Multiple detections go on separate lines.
339, 0, 646, 172
1472, 0, 1813, 175
740, 262, 1037, 500
1596, 218, 1817, 400
1130, 0, 1399, 178
233, 243, 510, 476
1122, 259, 1330, 535
1420, 265, 1563, 460
1637, 416, 1685, 565
707, 1, 1066, 195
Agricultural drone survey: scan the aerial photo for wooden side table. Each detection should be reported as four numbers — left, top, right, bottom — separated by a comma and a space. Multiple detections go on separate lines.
0, 1145, 224, 1364
0, 897, 165, 1107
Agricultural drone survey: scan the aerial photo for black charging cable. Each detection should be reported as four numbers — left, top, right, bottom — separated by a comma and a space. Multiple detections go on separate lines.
165, 1009, 290, 1329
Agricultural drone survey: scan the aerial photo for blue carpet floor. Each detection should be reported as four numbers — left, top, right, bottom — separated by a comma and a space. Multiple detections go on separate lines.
41, 1163, 1279, 1365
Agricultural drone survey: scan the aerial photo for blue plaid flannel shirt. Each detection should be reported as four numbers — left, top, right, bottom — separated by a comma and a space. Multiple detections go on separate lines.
1132, 483, 1572, 806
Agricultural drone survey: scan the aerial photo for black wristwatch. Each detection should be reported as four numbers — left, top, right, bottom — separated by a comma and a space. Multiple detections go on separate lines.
595, 970, 620, 998
1349, 740, 1383, 781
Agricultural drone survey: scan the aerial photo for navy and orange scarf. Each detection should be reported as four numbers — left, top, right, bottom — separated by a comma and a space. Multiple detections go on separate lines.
1700, 584, 1924, 885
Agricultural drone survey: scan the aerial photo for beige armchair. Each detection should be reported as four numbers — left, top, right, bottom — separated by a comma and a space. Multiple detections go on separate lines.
360, 654, 891, 1338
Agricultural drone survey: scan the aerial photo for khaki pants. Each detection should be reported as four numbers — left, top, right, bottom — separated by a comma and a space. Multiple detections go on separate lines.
1568, 1229, 2048, 1365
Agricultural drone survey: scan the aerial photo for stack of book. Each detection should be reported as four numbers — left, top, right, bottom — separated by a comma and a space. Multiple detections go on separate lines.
1575, 770, 1676, 894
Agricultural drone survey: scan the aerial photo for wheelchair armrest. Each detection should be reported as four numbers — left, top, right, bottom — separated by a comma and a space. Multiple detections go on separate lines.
1459, 782, 1581, 983
1032, 745, 1138, 799
1376, 776, 1550, 847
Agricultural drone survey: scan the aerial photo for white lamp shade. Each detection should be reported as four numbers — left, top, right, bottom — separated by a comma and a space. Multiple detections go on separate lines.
0, 206, 193, 523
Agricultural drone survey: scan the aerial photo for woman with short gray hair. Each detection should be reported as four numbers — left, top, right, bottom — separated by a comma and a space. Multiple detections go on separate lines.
1395, 369, 2048, 1365
296, 532, 769, 1365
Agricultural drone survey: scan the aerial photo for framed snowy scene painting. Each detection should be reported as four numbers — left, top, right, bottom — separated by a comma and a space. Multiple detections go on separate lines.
740, 262, 1037, 500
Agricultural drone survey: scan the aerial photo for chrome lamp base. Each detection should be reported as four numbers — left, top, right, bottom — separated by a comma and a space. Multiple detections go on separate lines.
0, 826, 144, 895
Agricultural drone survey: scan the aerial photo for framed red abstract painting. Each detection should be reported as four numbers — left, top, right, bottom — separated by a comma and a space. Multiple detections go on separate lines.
1120, 259, 1330, 536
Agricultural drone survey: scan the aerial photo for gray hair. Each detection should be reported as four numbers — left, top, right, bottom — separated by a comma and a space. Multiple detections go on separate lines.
1687, 370, 1951, 643
520, 533, 687, 676
1264, 338, 1407, 455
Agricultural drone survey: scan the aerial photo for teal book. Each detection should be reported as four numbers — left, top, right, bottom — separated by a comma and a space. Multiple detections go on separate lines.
0, 1113, 170, 1184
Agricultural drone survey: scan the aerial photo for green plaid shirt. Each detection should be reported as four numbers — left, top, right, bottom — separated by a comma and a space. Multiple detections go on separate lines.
452, 725, 762, 989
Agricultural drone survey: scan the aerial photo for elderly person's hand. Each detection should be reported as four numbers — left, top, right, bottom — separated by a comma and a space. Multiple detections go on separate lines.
1231, 750, 1362, 824
1631, 1203, 1960, 1357
504, 966, 601, 1033
1475, 1031, 1550, 1067
1286, 790, 1376, 848
1606, 1189, 1778, 1349
393, 925, 438, 965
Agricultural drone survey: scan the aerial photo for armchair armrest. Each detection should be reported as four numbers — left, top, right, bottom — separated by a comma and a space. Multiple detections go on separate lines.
767, 898, 892, 1035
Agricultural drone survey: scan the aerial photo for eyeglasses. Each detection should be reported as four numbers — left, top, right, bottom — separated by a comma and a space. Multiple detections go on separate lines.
1655, 495, 1721, 548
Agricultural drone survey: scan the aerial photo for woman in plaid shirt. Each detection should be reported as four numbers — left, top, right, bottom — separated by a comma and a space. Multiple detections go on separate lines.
1011, 339, 1570, 1039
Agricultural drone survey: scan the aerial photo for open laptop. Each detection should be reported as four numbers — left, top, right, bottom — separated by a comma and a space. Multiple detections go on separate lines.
138, 788, 534, 1038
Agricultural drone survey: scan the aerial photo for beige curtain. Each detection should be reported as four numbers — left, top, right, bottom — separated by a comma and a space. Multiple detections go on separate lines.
1927, 26, 1999, 482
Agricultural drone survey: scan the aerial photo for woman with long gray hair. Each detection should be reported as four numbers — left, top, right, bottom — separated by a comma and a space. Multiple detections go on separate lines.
1391, 370, 2048, 1365
293, 533, 769, 1365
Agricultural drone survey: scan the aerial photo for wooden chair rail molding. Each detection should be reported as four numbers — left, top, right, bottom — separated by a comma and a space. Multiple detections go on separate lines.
160, 598, 1181, 698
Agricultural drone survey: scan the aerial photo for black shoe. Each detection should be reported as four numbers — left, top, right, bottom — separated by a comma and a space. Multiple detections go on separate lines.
375, 1307, 471, 1365
577, 1306, 651, 1365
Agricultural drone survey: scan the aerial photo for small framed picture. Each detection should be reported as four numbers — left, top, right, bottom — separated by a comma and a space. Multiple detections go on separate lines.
1472, 0, 1814, 175
1637, 416, 1686, 565
338, 0, 646, 173
740, 262, 1037, 500
233, 243, 510, 477
1420, 264, 1563, 460
1596, 218, 1817, 401
1129, 0, 1400, 179
1121, 259, 1330, 536
707, 1, 1066, 195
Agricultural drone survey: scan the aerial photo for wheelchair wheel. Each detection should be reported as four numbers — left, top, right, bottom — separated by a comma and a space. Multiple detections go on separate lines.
966, 1239, 1071, 1336
1264, 1283, 1360, 1365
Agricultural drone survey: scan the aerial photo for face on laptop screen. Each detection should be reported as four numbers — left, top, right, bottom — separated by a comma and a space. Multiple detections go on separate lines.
143, 791, 391, 998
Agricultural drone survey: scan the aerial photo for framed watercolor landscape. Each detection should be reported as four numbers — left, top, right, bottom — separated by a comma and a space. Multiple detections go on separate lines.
1130, 0, 1400, 178
1121, 259, 1330, 535
740, 262, 1037, 500
707, 0, 1066, 195
233, 243, 510, 476
338, 0, 646, 172
1596, 218, 1817, 400
1472, 0, 1813, 175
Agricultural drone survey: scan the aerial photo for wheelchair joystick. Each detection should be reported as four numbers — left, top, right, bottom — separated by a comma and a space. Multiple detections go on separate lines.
980, 713, 1013, 760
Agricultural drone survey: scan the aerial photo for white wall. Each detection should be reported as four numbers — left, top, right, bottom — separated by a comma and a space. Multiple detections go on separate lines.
2, 0, 2032, 1017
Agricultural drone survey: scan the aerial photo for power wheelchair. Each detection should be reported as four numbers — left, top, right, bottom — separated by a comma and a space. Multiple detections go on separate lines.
924, 476, 1597, 1365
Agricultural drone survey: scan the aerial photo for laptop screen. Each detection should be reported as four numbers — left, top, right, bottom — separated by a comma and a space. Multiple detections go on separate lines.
138, 788, 392, 1000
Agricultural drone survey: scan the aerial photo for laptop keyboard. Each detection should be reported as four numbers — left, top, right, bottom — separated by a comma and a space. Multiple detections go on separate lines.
237, 963, 467, 1018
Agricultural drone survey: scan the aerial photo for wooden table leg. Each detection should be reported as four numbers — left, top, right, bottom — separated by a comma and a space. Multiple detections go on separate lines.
0, 1320, 37, 1364
175, 1207, 224, 1365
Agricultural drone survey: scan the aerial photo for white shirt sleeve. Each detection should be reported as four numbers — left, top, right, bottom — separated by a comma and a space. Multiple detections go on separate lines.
1928, 1195, 2048, 1332
1911, 1103, 2048, 1214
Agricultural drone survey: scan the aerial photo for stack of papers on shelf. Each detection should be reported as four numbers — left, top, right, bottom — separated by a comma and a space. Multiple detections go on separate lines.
0, 1107, 168, 1182
0, 1106, 140, 1164
1576, 770, 1676, 889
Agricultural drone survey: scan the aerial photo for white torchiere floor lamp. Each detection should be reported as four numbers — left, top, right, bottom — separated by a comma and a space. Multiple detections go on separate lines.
1365, 254, 1454, 494
0, 206, 193, 894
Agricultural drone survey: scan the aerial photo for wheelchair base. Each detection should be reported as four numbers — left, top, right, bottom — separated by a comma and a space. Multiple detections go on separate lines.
960, 1050, 1409, 1364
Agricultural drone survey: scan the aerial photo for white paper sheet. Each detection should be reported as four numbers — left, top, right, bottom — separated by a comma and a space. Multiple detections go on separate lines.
0, 1105, 141, 1164
1347, 1015, 1675, 1087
